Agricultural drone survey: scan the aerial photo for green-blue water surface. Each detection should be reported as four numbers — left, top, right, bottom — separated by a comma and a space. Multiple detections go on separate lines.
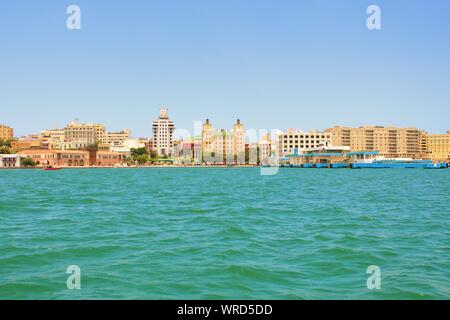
0, 168, 449, 299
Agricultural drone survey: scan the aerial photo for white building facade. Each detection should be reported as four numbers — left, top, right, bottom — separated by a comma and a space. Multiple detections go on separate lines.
152, 108, 175, 156
278, 129, 332, 156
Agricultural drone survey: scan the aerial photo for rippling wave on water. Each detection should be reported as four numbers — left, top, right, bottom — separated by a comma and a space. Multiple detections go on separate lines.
0, 168, 449, 299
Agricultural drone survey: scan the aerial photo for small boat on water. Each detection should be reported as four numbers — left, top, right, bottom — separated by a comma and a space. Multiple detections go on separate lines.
43, 166, 62, 171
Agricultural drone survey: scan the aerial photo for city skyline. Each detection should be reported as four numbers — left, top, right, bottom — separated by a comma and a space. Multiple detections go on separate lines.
2, 0, 450, 137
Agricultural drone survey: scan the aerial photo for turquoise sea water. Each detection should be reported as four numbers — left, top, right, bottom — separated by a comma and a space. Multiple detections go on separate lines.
0, 168, 449, 300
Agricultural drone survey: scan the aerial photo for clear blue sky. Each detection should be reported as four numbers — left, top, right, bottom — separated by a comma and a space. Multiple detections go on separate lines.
1, 0, 449, 137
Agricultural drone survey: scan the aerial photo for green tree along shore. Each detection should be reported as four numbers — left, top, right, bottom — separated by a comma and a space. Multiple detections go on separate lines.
0, 138, 13, 154
21, 157, 36, 167
128, 147, 160, 165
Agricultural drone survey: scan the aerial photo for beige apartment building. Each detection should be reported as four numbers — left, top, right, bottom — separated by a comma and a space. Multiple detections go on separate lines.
201, 119, 216, 158
64, 120, 106, 144
38, 122, 129, 151
0, 124, 13, 141
105, 129, 131, 147
40, 129, 66, 142
201, 119, 246, 164
278, 129, 331, 156
426, 131, 450, 161
325, 126, 422, 158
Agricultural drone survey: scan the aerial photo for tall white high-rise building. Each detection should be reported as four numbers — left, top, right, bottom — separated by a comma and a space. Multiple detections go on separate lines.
152, 108, 175, 156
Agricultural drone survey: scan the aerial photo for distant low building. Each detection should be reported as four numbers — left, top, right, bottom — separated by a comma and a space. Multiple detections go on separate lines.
21, 149, 124, 167
288, 146, 351, 165
90, 150, 125, 166
427, 131, 450, 162
0, 154, 25, 168
11, 135, 47, 151
21, 150, 89, 167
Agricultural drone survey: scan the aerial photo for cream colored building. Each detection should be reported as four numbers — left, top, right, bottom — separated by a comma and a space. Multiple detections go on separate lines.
152, 108, 175, 156
38, 122, 129, 151
64, 120, 106, 144
105, 129, 131, 147
427, 131, 450, 161
201, 119, 246, 164
40, 128, 65, 142
258, 133, 272, 163
1, 154, 25, 167
111, 138, 145, 154
326, 126, 422, 158
201, 119, 216, 159
278, 129, 331, 156
0, 124, 13, 141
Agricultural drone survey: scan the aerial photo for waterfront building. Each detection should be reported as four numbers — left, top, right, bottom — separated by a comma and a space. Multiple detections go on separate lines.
277, 129, 331, 156
325, 126, 422, 159
20, 149, 124, 167
0, 154, 25, 168
173, 141, 202, 164
246, 143, 258, 165
427, 131, 450, 161
0, 125, 14, 141
258, 133, 272, 163
21, 150, 89, 167
90, 150, 125, 166
419, 131, 431, 159
201, 119, 246, 164
288, 146, 351, 165
152, 108, 175, 156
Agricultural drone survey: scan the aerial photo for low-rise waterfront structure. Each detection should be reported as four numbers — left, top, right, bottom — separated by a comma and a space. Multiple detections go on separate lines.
287, 146, 351, 165
0, 154, 25, 168
427, 131, 450, 162
90, 150, 125, 166
21, 150, 89, 167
